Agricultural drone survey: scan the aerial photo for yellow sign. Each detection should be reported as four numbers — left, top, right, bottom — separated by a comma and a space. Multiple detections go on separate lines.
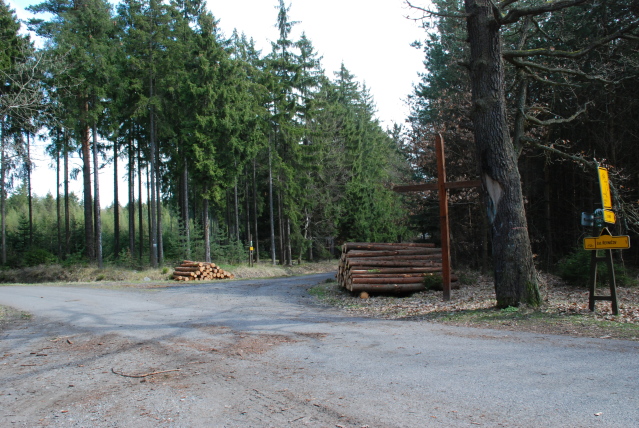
584, 228, 630, 250
603, 209, 616, 224
250, 247, 254, 251
598, 167, 612, 210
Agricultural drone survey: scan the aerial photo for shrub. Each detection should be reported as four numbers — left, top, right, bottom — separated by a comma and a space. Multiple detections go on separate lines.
557, 249, 637, 287
23, 249, 56, 267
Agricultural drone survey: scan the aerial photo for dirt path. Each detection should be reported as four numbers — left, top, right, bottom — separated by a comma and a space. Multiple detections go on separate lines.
2, 274, 639, 427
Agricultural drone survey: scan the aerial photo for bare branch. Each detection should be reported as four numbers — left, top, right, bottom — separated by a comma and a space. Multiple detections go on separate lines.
406, 1, 467, 19
524, 138, 597, 170
506, 57, 616, 85
504, 20, 639, 59
499, 0, 521, 8
498, 0, 589, 25
524, 103, 589, 126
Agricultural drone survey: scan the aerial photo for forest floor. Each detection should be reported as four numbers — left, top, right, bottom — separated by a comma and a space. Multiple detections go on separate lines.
311, 271, 639, 341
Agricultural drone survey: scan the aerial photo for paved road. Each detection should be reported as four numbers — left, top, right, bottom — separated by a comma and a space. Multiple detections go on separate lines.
1, 273, 638, 427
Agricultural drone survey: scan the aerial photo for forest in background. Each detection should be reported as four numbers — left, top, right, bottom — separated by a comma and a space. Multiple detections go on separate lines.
1, 0, 639, 277
0, 0, 411, 269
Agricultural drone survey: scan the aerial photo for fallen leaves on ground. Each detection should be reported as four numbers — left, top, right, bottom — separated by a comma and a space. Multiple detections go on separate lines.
316, 272, 639, 340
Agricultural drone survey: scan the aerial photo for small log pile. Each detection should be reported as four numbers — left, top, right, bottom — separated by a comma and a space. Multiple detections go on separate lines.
172, 260, 234, 281
338, 242, 457, 293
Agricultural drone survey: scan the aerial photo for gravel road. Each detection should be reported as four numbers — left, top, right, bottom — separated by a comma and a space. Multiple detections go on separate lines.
1, 273, 638, 427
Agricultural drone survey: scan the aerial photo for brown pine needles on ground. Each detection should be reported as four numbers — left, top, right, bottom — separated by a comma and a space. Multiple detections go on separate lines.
313, 272, 639, 340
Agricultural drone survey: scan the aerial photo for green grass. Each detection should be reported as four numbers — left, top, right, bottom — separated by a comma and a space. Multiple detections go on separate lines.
425, 306, 639, 340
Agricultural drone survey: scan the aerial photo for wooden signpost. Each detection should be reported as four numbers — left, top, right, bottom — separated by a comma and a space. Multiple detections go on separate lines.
583, 166, 628, 315
393, 134, 481, 300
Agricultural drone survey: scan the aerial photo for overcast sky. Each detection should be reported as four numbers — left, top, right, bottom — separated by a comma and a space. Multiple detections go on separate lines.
7, 0, 428, 202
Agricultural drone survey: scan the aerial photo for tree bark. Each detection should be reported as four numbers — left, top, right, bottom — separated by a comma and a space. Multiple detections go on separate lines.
92, 120, 103, 268
464, 0, 540, 307
138, 144, 143, 261
155, 138, 163, 266
128, 134, 135, 257
253, 159, 259, 262
0, 119, 6, 264
234, 177, 240, 242
56, 130, 61, 260
81, 100, 94, 260
181, 152, 190, 259
64, 130, 70, 258
113, 139, 120, 258
26, 132, 33, 247
203, 196, 210, 263
268, 143, 276, 265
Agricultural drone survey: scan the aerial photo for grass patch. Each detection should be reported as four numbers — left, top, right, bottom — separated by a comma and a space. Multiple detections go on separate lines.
0, 305, 30, 331
424, 306, 639, 341
0, 260, 337, 286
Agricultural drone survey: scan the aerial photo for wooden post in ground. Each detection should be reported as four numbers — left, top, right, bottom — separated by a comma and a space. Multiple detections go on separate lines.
393, 133, 481, 301
436, 135, 452, 300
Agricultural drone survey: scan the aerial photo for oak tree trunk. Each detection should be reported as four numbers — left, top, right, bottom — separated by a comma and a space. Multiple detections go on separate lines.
464, 0, 541, 307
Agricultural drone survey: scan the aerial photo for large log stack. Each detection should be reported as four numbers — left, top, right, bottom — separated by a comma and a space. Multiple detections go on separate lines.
172, 260, 234, 281
338, 243, 455, 293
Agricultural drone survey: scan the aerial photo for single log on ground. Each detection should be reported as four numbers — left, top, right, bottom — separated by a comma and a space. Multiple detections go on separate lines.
349, 267, 442, 274
172, 271, 196, 278
345, 259, 442, 267
350, 277, 426, 284
348, 283, 426, 293
345, 248, 442, 257
174, 266, 203, 273
342, 243, 436, 251
346, 254, 441, 262
350, 273, 437, 278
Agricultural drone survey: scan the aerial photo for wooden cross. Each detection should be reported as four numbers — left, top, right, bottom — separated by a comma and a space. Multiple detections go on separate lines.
393, 134, 481, 300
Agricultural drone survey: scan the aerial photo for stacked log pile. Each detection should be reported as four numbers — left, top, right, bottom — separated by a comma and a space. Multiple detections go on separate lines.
338, 243, 456, 293
172, 260, 234, 281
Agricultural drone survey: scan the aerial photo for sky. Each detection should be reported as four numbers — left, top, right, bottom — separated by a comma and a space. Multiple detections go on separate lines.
6, 0, 429, 204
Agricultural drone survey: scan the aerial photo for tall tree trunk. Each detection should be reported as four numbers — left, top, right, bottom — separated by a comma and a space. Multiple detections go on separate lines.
155, 138, 163, 266
0, 119, 6, 264
113, 140, 120, 258
147, 165, 152, 261
286, 217, 292, 266
26, 132, 33, 247
245, 174, 251, 246
253, 159, 260, 262
92, 120, 103, 268
234, 178, 240, 242
81, 100, 94, 260
138, 145, 143, 262
225, 190, 231, 243
182, 159, 190, 259
268, 144, 276, 265
203, 196, 210, 263
64, 130, 70, 258
56, 130, 62, 260
128, 134, 135, 257
277, 189, 284, 265
464, 0, 540, 307
149, 103, 158, 267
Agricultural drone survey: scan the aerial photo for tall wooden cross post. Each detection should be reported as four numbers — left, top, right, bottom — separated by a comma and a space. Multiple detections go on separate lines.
393, 134, 481, 300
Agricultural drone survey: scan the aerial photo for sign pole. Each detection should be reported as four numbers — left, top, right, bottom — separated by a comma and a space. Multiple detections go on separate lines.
436, 134, 452, 300
584, 164, 622, 315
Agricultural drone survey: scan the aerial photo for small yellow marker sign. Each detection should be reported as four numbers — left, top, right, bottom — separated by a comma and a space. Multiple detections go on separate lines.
584, 228, 630, 250
598, 167, 613, 210
602, 209, 616, 224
